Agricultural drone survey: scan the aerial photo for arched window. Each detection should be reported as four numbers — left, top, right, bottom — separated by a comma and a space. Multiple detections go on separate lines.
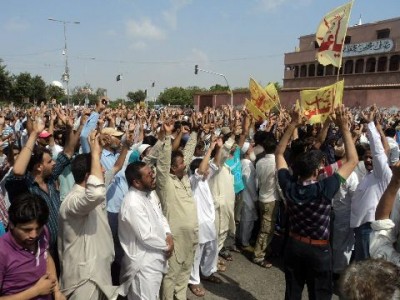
344, 60, 353, 74
294, 66, 299, 78
377, 57, 387, 72
366, 58, 376, 73
317, 64, 324, 76
300, 65, 307, 77
334, 67, 339, 75
389, 55, 400, 71
308, 64, 316, 77
325, 65, 333, 76
355, 59, 364, 73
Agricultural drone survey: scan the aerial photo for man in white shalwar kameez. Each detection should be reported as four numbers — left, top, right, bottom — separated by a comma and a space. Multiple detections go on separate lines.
239, 142, 258, 248
188, 137, 222, 297
119, 161, 174, 300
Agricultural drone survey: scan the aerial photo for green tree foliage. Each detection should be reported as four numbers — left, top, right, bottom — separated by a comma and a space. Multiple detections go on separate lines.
127, 89, 147, 103
209, 84, 229, 92
10, 72, 47, 104
0, 59, 12, 101
158, 87, 191, 106
158, 86, 205, 106
71, 84, 97, 106
46, 85, 65, 101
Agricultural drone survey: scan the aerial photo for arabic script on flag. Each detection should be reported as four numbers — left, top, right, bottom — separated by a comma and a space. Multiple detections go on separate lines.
245, 78, 280, 120
316, 1, 353, 68
300, 80, 344, 124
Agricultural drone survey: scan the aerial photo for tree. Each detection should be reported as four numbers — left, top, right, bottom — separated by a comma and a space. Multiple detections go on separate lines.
0, 59, 12, 101
209, 84, 229, 92
31, 75, 46, 103
71, 84, 97, 106
158, 87, 189, 106
96, 87, 107, 97
11, 73, 33, 103
46, 84, 65, 101
126, 89, 147, 103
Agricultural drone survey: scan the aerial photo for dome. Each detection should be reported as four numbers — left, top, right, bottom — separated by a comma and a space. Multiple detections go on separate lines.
51, 81, 63, 88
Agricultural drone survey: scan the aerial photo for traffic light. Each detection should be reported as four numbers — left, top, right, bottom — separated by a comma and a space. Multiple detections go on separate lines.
194, 65, 199, 75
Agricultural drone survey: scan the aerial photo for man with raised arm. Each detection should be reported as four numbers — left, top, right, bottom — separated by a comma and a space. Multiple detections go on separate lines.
156, 120, 199, 300
351, 105, 393, 261
5, 116, 78, 260
58, 131, 119, 299
275, 105, 358, 299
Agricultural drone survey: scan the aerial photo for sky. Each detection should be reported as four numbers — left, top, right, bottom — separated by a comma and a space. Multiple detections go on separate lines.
1, 0, 399, 100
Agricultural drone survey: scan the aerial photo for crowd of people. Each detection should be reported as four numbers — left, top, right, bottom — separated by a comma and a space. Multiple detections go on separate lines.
0, 97, 400, 300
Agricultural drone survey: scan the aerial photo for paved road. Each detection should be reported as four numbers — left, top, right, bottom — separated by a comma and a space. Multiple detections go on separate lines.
187, 249, 340, 300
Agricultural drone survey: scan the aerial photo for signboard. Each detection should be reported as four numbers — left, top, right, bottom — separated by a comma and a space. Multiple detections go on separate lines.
343, 39, 393, 57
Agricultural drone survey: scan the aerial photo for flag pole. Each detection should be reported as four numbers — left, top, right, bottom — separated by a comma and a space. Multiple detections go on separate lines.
336, 0, 355, 83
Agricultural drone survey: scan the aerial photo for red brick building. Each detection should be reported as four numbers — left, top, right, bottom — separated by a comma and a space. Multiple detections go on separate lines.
194, 17, 400, 110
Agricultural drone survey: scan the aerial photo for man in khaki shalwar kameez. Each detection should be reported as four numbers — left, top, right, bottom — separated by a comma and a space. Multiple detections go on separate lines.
156, 121, 199, 300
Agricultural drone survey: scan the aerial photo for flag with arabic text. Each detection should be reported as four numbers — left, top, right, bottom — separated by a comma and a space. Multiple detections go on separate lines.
245, 78, 280, 120
300, 80, 344, 124
316, 1, 353, 68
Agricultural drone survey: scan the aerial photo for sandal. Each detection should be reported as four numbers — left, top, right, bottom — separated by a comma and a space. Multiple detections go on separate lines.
219, 249, 233, 261
201, 274, 222, 284
188, 284, 205, 297
253, 259, 272, 268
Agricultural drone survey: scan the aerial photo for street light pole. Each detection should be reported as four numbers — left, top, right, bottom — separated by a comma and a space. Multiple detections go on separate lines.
48, 18, 80, 106
194, 65, 233, 107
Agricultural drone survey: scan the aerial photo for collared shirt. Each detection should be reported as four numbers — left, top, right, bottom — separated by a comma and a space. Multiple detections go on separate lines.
278, 169, 340, 240
370, 192, 400, 266
225, 147, 244, 194
351, 122, 393, 228
1, 124, 15, 149
0, 227, 51, 299
256, 153, 278, 203
190, 166, 218, 244
119, 188, 170, 296
58, 175, 118, 298
5, 152, 71, 247
80, 111, 100, 154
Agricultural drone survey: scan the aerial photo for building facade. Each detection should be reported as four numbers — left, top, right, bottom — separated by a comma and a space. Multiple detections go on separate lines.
281, 17, 400, 108
193, 17, 400, 110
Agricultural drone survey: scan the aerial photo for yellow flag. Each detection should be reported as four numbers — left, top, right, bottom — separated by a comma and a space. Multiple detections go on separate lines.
316, 1, 353, 68
300, 80, 344, 124
245, 99, 266, 121
265, 82, 281, 110
246, 78, 279, 117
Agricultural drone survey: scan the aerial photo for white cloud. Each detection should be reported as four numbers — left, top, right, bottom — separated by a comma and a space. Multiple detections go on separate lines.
162, 0, 192, 29
4, 18, 29, 32
126, 18, 166, 40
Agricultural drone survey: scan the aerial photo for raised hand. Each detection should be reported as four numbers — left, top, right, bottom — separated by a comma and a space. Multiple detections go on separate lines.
289, 107, 303, 127
163, 120, 175, 135
88, 130, 102, 157
334, 105, 349, 129
360, 104, 377, 123
33, 117, 45, 134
